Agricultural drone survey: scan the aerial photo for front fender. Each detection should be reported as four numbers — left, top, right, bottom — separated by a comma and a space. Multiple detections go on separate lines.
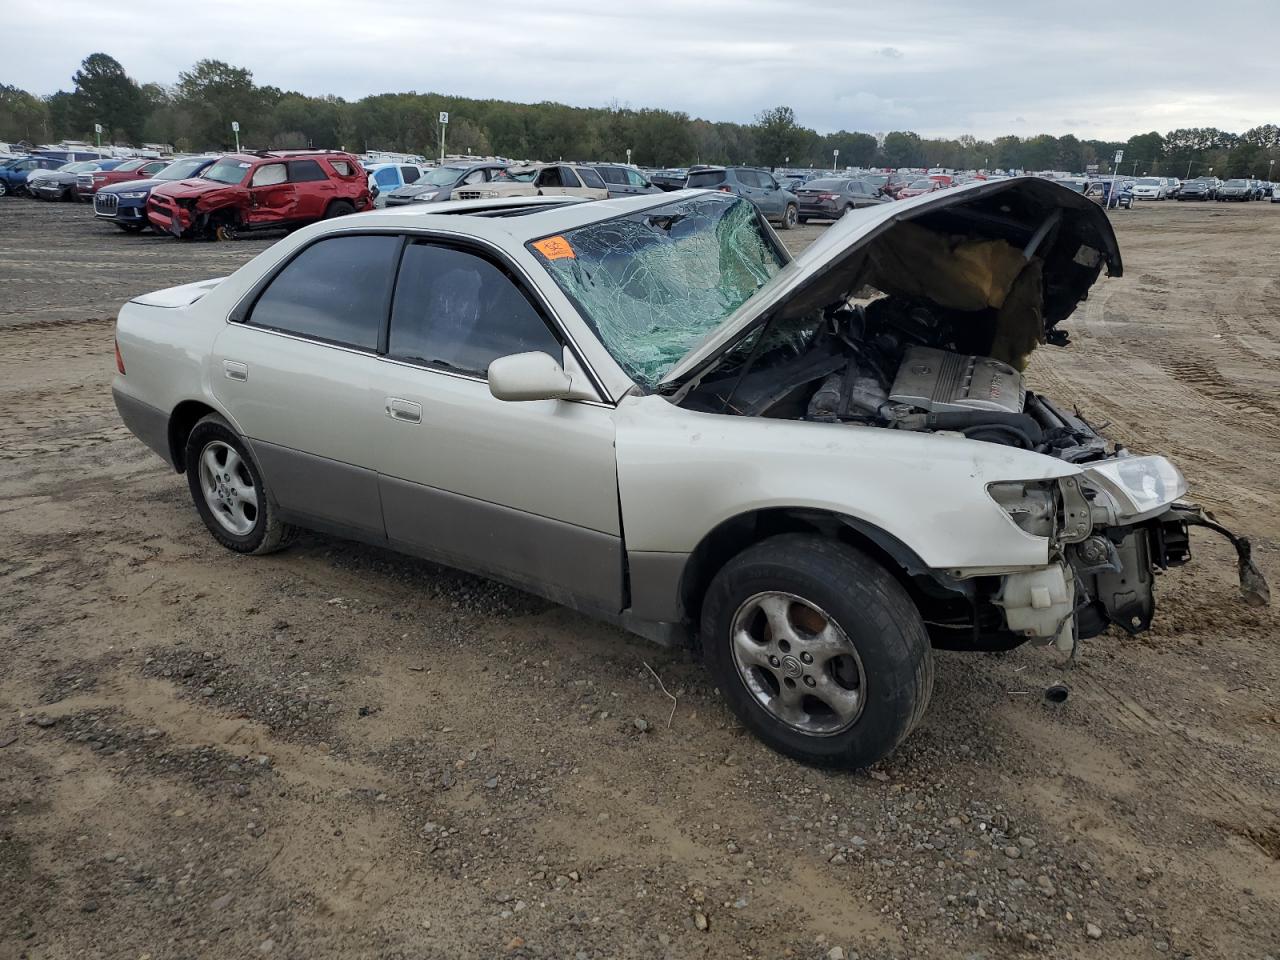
614, 394, 1077, 571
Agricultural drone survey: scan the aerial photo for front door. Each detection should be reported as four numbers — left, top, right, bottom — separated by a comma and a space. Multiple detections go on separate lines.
211, 233, 401, 538
245, 162, 297, 226
369, 238, 624, 611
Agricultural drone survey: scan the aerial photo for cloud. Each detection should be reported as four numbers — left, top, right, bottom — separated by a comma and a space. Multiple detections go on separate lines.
1, 0, 1275, 141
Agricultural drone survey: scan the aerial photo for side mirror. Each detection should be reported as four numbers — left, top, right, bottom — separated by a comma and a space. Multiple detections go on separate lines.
489, 351, 584, 402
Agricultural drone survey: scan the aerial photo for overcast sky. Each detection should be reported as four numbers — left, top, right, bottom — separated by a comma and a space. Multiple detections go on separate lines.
4, 0, 1276, 140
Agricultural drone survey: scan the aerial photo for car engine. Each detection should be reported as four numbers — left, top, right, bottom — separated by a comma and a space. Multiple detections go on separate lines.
682, 295, 1112, 463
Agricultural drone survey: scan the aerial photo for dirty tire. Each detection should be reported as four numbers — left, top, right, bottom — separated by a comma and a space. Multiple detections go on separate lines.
213, 214, 239, 242
779, 203, 799, 230
325, 199, 355, 219
701, 534, 932, 768
185, 414, 297, 556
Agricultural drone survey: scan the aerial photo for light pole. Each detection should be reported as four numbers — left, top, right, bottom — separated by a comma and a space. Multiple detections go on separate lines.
832, 148, 839, 172
626, 148, 632, 167
94, 122, 102, 151
231, 121, 240, 152
1270, 158, 1276, 181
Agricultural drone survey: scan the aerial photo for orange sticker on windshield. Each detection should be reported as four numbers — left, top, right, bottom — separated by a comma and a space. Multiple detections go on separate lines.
532, 235, 575, 260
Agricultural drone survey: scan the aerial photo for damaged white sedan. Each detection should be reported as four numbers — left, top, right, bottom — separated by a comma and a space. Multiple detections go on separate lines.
112, 181, 1269, 768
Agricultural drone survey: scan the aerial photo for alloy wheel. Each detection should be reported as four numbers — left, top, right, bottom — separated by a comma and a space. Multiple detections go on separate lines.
730, 591, 867, 735
198, 441, 259, 536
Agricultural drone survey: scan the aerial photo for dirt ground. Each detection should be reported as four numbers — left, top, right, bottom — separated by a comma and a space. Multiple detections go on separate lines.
1, 197, 1276, 960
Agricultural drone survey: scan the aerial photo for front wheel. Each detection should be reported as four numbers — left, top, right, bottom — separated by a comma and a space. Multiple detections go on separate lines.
185, 414, 296, 555
0, 182, 7, 198
700, 534, 933, 768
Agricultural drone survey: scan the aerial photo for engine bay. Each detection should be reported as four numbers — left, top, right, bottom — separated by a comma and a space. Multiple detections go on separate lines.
679, 294, 1112, 463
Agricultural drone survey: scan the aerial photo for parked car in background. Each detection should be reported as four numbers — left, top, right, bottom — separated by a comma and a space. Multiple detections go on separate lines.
30, 160, 122, 201
895, 178, 943, 199
147, 151, 372, 239
0, 155, 63, 196
685, 166, 800, 228
1272, 184, 1280, 203
1249, 179, 1267, 200
110, 182, 1267, 770
451, 164, 610, 201
1130, 178, 1167, 201
82, 158, 170, 199
95, 156, 218, 232
1216, 178, 1253, 201
591, 164, 662, 198
649, 169, 688, 191
795, 178, 891, 221
383, 162, 510, 206
1086, 179, 1134, 209
365, 162, 431, 206
1177, 180, 1213, 200
1161, 177, 1181, 197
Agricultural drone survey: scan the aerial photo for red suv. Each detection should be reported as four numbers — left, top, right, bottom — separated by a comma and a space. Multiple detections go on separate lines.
80, 158, 169, 198
147, 151, 371, 239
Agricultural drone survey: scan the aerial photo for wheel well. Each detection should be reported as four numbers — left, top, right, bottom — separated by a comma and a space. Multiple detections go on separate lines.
167, 400, 217, 472
678, 508, 935, 630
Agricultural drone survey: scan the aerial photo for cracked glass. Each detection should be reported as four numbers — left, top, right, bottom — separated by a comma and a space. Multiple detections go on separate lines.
529, 194, 786, 387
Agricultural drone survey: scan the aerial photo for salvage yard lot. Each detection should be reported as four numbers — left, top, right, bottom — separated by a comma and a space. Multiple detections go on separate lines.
1, 199, 1277, 959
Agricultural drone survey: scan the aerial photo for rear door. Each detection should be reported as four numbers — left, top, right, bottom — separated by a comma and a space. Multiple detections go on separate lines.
573, 166, 609, 199
212, 234, 400, 537
245, 162, 297, 226
370, 238, 624, 610
286, 159, 334, 220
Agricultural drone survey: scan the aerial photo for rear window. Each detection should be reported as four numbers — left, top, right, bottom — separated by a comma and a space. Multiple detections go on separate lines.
288, 159, 327, 183
247, 235, 399, 350
687, 170, 726, 188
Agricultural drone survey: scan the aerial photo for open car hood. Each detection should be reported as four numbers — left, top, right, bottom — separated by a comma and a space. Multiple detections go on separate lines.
659, 177, 1122, 387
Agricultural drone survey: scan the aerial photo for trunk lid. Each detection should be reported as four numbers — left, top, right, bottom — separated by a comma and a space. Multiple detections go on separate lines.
129, 278, 224, 309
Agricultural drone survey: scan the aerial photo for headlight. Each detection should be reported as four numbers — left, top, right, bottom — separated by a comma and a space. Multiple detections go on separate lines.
1083, 455, 1187, 521
413, 191, 438, 201
119, 191, 148, 199
987, 480, 1057, 538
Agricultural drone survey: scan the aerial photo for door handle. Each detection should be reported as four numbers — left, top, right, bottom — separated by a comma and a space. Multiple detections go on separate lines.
385, 397, 422, 424
223, 360, 248, 381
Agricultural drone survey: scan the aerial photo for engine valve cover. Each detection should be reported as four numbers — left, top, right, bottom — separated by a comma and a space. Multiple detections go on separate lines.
889, 346, 1025, 415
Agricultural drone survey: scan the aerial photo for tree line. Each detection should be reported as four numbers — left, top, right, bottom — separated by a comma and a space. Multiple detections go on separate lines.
2, 54, 1278, 178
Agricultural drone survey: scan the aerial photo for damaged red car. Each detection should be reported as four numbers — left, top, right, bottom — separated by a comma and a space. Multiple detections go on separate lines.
146, 151, 371, 240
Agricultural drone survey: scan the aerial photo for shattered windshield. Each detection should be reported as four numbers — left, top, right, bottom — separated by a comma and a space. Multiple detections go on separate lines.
529, 194, 787, 387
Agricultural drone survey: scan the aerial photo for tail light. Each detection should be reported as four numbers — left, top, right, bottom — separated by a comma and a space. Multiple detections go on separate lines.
114, 337, 125, 375
820, 193, 840, 200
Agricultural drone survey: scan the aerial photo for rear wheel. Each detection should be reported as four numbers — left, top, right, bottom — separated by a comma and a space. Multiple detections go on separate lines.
779, 203, 799, 230
184, 414, 296, 555
325, 199, 355, 219
700, 534, 933, 768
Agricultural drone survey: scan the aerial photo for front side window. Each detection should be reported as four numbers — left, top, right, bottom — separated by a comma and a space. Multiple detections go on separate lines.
251, 164, 287, 187
625, 169, 650, 188
535, 167, 563, 188
247, 235, 399, 350
388, 243, 560, 377
288, 159, 327, 183
530, 193, 787, 387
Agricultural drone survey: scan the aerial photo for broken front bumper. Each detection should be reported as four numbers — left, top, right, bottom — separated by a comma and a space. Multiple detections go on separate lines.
997, 502, 1269, 654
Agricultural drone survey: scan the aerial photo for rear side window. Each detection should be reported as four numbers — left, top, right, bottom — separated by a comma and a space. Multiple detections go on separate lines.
577, 167, 605, 189
388, 242, 560, 377
247, 235, 399, 350
736, 169, 762, 188
287, 159, 327, 183
402, 166, 421, 184
374, 167, 399, 187
329, 159, 354, 176
686, 170, 725, 188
